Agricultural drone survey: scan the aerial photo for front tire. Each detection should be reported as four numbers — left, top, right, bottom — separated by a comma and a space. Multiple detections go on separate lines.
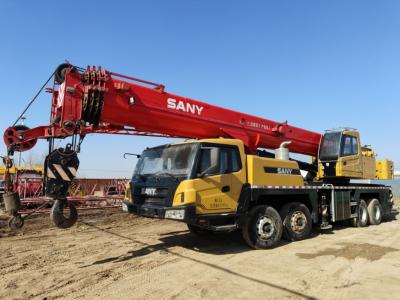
351, 200, 369, 227
242, 205, 283, 249
280, 202, 312, 241
367, 199, 383, 225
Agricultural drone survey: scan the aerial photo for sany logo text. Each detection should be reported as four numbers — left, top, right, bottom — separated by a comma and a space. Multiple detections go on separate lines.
167, 98, 204, 116
277, 168, 293, 175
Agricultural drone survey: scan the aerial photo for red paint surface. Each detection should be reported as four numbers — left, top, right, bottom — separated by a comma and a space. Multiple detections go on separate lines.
4, 65, 321, 155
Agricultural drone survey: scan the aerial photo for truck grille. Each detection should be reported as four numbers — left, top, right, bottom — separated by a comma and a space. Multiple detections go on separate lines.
143, 197, 167, 206
141, 187, 170, 207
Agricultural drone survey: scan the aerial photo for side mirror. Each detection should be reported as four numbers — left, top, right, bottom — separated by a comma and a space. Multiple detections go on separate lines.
124, 153, 141, 159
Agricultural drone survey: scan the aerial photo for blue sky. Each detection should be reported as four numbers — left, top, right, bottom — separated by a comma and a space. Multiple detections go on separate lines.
0, 1, 399, 178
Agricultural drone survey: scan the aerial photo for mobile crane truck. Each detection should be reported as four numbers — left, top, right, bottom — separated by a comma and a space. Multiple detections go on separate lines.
2, 63, 394, 249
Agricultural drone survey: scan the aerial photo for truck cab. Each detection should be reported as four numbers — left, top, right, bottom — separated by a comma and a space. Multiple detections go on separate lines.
124, 139, 247, 221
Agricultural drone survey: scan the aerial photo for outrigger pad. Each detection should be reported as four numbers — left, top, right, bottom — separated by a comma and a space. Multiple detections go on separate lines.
44, 146, 79, 198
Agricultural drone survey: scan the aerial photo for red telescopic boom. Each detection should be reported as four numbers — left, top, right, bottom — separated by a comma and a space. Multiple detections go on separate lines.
4, 64, 321, 156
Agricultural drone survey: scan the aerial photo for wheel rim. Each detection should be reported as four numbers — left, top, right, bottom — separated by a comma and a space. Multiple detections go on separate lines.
256, 216, 275, 240
374, 205, 381, 220
9, 216, 24, 229
290, 211, 307, 233
360, 207, 368, 223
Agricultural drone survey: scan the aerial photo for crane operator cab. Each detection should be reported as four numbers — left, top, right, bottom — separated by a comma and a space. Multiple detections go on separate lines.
317, 129, 394, 181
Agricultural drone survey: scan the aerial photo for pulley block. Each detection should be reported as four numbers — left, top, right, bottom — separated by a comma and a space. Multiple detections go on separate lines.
44, 145, 79, 199
3, 125, 37, 152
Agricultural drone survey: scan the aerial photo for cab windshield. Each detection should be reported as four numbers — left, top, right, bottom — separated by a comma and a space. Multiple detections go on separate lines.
319, 132, 341, 161
134, 143, 198, 178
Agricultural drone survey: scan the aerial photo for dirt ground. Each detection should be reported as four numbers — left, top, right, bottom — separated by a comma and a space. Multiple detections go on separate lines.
1, 199, 399, 300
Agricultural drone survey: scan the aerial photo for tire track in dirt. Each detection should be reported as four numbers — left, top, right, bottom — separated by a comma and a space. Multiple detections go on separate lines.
1, 208, 399, 300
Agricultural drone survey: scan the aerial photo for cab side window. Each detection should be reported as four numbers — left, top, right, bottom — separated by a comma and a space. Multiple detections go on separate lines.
197, 146, 242, 176
352, 137, 359, 155
198, 147, 219, 175
341, 135, 358, 157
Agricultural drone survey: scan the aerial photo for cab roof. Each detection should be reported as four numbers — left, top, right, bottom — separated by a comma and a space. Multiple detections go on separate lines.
144, 138, 244, 150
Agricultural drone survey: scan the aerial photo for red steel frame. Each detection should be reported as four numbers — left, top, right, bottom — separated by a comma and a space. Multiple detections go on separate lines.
4, 64, 322, 156
13, 177, 128, 214
19, 196, 125, 214
6, 169, 44, 199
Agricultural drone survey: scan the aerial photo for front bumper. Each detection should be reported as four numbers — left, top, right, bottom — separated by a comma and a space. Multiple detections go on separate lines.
122, 201, 197, 222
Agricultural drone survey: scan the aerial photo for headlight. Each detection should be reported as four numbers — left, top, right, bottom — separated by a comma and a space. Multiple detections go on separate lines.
122, 202, 129, 212
124, 182, 133, 202
165, 209, 185, 220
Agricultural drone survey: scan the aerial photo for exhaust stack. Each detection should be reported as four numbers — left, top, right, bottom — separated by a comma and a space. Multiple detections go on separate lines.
275, 141, 292, 160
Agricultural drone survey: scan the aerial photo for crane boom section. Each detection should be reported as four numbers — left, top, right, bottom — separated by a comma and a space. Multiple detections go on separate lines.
4, 65, 321, 156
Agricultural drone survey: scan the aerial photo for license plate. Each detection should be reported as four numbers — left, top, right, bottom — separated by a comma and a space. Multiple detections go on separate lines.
165, 209, 185, 220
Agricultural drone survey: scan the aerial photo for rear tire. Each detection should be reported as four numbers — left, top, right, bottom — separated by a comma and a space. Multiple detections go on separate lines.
350, 200, 369, 227
280, 202, 312, 241
367, 199, 383, 225
242, 205, 283, 249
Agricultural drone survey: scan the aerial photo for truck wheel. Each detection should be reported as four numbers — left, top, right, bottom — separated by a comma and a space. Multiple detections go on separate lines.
280, 202, 312, 241
187, 224, 213, 236
367, 199, 383, 225
8, 215, 24, 230
242, 205, 283, 249
50, 200, 78, 229
350, 200, 369, 227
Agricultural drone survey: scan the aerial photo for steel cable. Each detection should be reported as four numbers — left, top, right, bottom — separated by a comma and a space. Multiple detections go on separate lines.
12, 70, 56, 127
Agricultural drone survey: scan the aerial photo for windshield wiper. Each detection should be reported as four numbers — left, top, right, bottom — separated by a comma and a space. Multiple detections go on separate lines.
154, 171, 179, 179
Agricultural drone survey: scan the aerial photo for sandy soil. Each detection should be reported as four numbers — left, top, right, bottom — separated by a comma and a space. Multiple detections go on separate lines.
0, 200, 399, 300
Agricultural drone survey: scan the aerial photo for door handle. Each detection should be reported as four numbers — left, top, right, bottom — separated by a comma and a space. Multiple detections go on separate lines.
222, 186, 230, 193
